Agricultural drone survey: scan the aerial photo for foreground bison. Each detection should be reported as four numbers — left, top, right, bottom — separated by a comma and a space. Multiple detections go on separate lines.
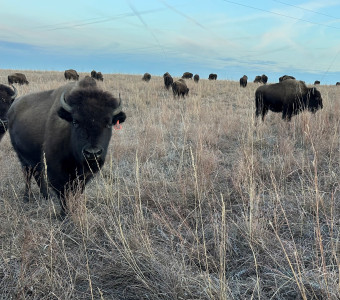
8, 73, 29, 85
7, 78, 126, 218
255, 79, 323, 121
172, 79, 189, 98
64, 69, 79, 81
240, 75, 248, 87
0, 84, 17, 140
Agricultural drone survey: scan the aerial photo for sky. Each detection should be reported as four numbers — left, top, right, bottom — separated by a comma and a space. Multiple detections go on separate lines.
1, 0, 340, 84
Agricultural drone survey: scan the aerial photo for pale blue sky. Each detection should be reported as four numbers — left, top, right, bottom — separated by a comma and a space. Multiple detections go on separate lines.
1, 0, 340, 84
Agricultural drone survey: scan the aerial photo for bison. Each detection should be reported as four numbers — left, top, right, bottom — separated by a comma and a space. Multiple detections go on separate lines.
142, 73, 151, 82
208, 73, 217, 80
64, 69, 79, 81
164, 73, 173, 90
279, 75, 295, 82
0, 84, 17, 140
314, 80, 320, 85
91, 70, 104, 81
255, 79, 323, 121
172, 79, 189, 98
182, 72, 193, 79
240, 75, 248, 87
254, 75, 262, 83
194, 74, 199, 83
336, 82, 340, 86
261, 74, 268, 84
7, 78, 126, 218
8, 73, 29, 85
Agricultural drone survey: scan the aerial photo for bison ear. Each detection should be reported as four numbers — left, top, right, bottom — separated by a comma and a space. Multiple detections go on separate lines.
112, 111, 126, 125
57, 107, 73, 122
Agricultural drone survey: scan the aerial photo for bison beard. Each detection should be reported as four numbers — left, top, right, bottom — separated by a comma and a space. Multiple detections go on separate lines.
7, 79, 126, 219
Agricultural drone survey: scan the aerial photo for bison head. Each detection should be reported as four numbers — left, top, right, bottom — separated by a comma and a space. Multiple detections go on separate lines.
57, 88, 126, 171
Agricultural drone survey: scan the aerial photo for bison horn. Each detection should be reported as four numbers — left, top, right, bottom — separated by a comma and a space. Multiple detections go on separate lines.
60, 91, 72, 112
11, 85, 17, 100
112, 94, 122, 116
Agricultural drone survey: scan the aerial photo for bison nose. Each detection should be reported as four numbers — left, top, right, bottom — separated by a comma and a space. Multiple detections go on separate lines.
82, 146, 103, 160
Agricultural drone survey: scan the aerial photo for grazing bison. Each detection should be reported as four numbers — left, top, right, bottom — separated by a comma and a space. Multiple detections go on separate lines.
0, 84, 17, 140
314, 80, 320, 85
240, 75, 248, 87
91, 70, 104, 81
172, 79, 189, 98
8, 73, 29, 85
164, 73, 173, 90
261, 74, 268, 84
254, 75, 262, 83
208, 73, 217, 80
279, 75, 295, 82
7, 78, 126, 218
142, 73, 151, 82
194, 74, 199, 83
182, 72, 193, 79
64, 69, 79, 81
255, 79, 323, 121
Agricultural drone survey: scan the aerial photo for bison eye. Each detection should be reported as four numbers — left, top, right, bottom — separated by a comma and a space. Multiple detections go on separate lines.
72, 120, 79, 128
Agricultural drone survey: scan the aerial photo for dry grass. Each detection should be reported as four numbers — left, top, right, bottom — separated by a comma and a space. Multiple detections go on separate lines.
0, 69, 340, 299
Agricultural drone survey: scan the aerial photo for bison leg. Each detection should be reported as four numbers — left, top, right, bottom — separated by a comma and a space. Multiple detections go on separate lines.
22, 166, 33, 202
282, 106, 293, 121
32, 169, 49, 199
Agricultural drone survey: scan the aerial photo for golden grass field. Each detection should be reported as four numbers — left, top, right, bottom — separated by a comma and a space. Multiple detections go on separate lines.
0, 69, 339, 299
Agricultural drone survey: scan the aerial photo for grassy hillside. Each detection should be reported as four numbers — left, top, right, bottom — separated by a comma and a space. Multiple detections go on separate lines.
0, 69, 339, 299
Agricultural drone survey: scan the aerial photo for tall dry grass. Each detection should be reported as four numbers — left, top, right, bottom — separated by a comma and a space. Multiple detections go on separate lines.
0, 69, 339, 299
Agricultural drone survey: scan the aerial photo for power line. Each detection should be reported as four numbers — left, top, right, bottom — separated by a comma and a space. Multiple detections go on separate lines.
271, 0, 340, 20
221, 0, 340, 30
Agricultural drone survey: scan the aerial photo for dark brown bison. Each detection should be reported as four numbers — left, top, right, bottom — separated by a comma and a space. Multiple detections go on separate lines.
314, 80, 320, 85
163, 72, 170, 78
208, 73, 217, 80
142, 73, 151, 82
240, 75, 248, 87
255, 79, 323, 121
194, 74, 199, 83
172, 79, 189, 98
64, 69, 79, 81
336, 82, 340, 86
182, 72, 193, 79
8, 73, 29, 85
91, 70, 104, 81
261, 74, 268, 84
7, 78, 126, 218
254, 75, 267, 84
164, 73, 173, 90
254, 75, 262, 83
0, 84, 17, 140
279, 75, 295, 82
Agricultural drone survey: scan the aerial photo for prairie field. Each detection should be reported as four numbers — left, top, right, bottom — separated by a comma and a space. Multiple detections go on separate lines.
1, 69, 340, 300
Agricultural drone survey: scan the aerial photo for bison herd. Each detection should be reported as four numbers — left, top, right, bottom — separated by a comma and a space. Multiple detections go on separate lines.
0, 68, 334, 219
